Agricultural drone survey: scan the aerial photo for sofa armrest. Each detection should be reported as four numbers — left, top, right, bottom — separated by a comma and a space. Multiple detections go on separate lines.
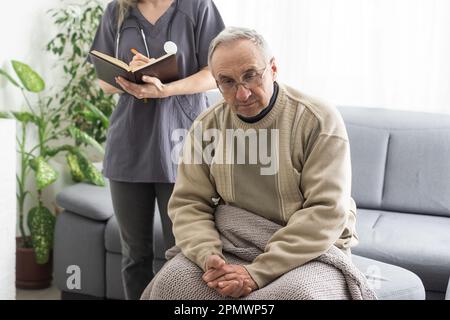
56, 181, 114, 221
54, 211, 107, 297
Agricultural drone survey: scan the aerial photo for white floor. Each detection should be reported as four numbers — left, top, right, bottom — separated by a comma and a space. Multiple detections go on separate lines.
15, 284, 60, 300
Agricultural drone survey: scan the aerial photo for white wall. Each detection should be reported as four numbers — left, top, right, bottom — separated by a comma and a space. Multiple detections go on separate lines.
214, 0, 450, 114
0, 0, 104, 235
0, 120, 16, 300
0, 0, 63, 111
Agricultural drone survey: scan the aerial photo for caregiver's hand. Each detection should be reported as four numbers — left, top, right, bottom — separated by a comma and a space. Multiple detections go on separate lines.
115, 75, 166, 99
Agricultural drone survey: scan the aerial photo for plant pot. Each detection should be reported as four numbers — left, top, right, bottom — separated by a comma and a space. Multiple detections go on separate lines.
16, 237, 53, 289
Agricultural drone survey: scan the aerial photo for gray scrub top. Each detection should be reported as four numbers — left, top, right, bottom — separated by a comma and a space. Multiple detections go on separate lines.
89, 0, 225, 183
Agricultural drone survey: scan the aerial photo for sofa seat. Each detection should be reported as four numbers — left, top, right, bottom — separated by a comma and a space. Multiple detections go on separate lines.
354, 208, 450, 294
352, 255, 424, 300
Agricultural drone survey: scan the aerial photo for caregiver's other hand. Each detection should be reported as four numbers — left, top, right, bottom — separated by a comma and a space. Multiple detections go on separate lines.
115, 76, 166, 99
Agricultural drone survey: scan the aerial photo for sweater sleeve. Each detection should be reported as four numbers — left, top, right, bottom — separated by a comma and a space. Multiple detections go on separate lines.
244, 133, 352, 288
168, 128, 225, 271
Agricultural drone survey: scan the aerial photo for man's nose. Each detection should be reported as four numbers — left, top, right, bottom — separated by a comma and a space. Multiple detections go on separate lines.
235, 84, 252, 101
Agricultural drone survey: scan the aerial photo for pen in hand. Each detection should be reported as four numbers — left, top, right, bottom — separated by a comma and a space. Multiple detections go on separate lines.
130, 49, 148, 102
129, 48, 164, 101
130, 48, 156, 69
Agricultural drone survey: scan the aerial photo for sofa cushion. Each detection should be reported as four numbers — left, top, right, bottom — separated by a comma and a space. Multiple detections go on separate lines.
338, 106, 450, 130
105, 210, 166, 261
105, 216, 122, 253
339, 106, 450, 217
382, 129, 450, 217
353, 208, 450, 293
345, 124, 389, 208
56, 181, 114, 221
352, 255, 425, 300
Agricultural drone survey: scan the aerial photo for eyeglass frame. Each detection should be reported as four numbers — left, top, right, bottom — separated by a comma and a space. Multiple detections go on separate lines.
215, 63, 271, 95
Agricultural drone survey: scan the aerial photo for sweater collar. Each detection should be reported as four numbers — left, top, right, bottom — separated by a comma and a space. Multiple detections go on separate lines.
237, 82, 279, 123
231, 82, 287, 130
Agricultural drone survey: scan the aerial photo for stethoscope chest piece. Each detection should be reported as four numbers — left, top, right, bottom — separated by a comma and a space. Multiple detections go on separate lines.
164, 41, 178, 54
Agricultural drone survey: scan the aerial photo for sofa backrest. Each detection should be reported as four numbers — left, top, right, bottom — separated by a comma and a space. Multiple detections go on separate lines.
339, 106, 450, 218
205, 90, 450, 218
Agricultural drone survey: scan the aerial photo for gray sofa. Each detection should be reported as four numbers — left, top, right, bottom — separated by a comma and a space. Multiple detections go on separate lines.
54, 92, 450, 300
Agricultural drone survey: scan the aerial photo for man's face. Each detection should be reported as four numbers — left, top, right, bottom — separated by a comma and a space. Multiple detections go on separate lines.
211, 39, 277, 118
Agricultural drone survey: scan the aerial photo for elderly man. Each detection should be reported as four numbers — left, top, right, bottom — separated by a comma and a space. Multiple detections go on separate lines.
143, 27, 361, 300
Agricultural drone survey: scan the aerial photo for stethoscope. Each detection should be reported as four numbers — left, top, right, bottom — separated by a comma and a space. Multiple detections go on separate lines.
115, 0, 179, 59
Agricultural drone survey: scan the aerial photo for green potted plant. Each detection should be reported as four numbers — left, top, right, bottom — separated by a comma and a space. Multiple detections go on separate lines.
47, 0, 115, 145
0, 60, 106, 289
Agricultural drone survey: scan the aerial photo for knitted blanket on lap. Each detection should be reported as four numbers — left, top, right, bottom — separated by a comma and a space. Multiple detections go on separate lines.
140, 205, 377, 300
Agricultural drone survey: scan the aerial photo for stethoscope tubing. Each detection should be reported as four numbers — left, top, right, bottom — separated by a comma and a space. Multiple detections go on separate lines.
115, 0, 178, 59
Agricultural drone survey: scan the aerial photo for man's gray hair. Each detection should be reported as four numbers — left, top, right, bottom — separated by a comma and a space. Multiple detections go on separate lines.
208, 27, 273, 66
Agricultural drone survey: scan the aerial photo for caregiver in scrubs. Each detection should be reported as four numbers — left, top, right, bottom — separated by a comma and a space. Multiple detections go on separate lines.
88, 0, 225, 299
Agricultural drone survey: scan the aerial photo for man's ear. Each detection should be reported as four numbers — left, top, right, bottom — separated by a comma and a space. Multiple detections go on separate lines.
270, 57, 277, 80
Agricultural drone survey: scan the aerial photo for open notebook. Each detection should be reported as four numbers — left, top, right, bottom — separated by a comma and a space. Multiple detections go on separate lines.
89, 50, 179, 90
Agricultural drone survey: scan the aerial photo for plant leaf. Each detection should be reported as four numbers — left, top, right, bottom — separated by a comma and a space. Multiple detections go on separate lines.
0, 68, 21, 88
27, 205, 55, 264
72, 151, 105, 186
30, 156, 58, 190
44, 0, 113, 144
80, 109, 97, 122
11, 111, 36, 124
11, 60, 45, 93
66, 153, 84, 182
0, 111, 12, 119
68, 126, 104, 156
80, 98, 109, 128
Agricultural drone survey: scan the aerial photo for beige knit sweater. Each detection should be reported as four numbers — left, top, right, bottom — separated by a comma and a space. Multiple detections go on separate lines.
168, 83, 359, 288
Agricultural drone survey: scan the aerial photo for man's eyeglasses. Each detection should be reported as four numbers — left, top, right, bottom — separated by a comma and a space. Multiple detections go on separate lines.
216, 65, 269, 95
